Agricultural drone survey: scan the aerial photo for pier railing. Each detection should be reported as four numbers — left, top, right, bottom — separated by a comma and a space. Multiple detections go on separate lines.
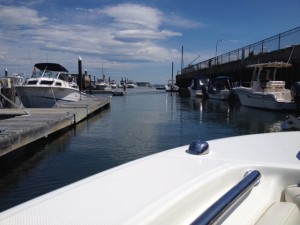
179, 26, 300, 75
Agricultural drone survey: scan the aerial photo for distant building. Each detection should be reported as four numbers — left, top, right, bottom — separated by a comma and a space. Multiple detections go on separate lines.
136, 82, 151, 87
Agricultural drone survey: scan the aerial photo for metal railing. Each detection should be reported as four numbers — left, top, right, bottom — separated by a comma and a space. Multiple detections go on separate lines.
190, 170, 261, 225
179, 26, 300, 75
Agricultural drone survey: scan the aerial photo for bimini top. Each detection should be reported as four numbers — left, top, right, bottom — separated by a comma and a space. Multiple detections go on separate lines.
34, 63, 68, 73
246, 61, 292, 69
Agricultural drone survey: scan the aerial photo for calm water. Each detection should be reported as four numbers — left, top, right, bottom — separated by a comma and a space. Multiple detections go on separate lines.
0, 87, 287, 212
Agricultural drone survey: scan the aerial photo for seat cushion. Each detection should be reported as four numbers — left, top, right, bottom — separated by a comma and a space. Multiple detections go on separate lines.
255, 202, 300, 225
284, 186, 300, 209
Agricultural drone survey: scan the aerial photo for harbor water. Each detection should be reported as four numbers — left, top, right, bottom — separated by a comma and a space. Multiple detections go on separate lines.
0, 87, 287, 212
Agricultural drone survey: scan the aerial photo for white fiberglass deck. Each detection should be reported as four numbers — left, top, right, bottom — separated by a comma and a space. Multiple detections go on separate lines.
0, 132, 299, 225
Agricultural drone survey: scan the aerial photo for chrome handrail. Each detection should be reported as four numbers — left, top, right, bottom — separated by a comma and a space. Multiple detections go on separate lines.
190, 170, 261, 225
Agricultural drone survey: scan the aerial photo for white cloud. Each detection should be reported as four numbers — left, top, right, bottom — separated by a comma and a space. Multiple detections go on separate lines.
0, 5, 47, 26
0, 3, 202, 82
113, 29, 181, 41
102, 4, 162, 30
163, 14, 206, 29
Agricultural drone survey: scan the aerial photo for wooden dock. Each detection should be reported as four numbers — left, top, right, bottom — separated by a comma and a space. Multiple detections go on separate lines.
0, 96, 110, 157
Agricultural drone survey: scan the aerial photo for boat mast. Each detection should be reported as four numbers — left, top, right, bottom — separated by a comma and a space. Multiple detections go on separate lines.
172, 61, 174, 83
181, 45, 183, 72
101, 60, 105, 80
171, 61, 174, 94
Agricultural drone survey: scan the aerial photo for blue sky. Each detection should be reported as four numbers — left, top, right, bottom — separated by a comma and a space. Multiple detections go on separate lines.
0, 0, 299, 84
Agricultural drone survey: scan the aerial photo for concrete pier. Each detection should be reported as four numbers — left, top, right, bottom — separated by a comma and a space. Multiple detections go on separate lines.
176, 27, 300, 88
0, 96, 110, 157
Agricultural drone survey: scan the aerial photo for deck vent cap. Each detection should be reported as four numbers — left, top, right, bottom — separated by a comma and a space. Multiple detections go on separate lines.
186, 140, 209, 155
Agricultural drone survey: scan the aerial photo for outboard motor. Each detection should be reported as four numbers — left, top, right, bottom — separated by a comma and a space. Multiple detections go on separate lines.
291, 81, 300, 110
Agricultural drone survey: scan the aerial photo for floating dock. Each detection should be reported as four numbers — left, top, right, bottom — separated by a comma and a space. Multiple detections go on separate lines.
0, 96, 110, 157
112, 90, 126, 96
85, 89, 113, 94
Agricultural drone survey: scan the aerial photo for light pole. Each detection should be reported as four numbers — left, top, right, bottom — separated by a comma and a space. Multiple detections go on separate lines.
215, 39, 223, 64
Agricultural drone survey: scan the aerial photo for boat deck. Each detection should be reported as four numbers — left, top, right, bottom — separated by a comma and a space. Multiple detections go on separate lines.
0, 132, 299, 225
0, 96, 111, 157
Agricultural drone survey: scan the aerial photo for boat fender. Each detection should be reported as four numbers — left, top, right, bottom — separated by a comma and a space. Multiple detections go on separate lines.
186, 140, 209, 155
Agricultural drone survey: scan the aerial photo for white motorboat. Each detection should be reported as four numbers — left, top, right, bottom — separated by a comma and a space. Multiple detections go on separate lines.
110, 80, 117, 89
207, 76, 234, 100
15, 63, 87, 108
282, 114, 300, 130
232, 62, 300, 110
165, 79, 179, 92
166, 62, 179, 92
127, 80, 136, 88
95, 78, 111, 90
1, 131, 300, 225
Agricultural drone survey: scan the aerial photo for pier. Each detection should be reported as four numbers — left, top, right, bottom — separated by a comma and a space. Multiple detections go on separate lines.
176, 27, 300, 88
0, 96, 110, 157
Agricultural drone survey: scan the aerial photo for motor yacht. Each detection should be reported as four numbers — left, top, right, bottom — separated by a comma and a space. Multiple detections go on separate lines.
15, 63, 87, 108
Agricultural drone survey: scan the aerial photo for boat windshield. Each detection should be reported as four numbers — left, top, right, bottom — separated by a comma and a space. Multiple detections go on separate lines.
32, 70, 59, 79
42, 71, 59, 78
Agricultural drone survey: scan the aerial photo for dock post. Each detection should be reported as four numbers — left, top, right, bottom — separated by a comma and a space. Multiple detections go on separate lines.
84, 69, 88, 90
78, 57, 82, 100
89, 75, 92, 94
5, 69, 7, 77
78, 57, 82, 92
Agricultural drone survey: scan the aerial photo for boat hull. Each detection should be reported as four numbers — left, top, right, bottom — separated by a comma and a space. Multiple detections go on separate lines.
207, 90, 230, 100
15, 86, 86, 108
95, 84, 111, 90
233, 87, 297, 110
165, 85, 179, 92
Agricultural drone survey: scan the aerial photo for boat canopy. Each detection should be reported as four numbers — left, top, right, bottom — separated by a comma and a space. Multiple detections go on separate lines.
34, 63, 68, 72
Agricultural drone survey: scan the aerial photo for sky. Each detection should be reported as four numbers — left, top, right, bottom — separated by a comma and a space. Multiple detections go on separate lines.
0, 0, 299, 84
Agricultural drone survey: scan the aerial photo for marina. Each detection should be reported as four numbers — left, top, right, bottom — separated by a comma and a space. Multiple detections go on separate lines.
0, 87, 299, 224
1, 1, 300, 223
0, 88, 295, 214
0, 26, 299, 224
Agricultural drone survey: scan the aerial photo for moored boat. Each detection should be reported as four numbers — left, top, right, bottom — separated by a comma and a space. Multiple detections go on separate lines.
127, 80, 136, 88
207, 76, 234, 100
281, 114, 300, 130
95, 78, 111, 90
112, 90, 126, 96
110, 80, 117, 89
232, 62, 300, 111
15, 63, 88, 108
155, 85, 166, 90
189, 78, 209, 98
0, 131, 299, 224
165, 79, 179, 92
